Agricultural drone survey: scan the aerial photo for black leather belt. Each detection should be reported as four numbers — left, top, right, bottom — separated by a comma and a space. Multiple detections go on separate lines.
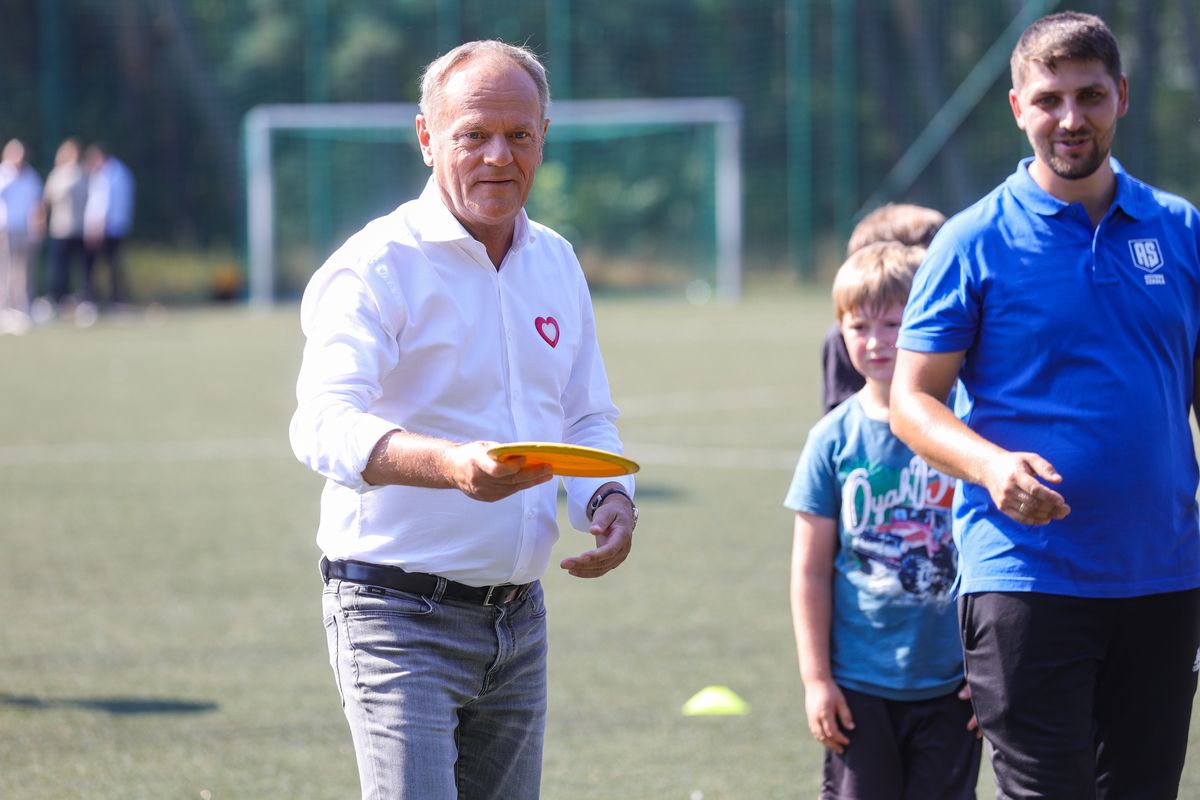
322, 558, 533, 607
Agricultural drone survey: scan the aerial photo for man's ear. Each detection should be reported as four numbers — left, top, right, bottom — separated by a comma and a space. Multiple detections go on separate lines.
1116, 74, 1129, 119
416, 114, 435, 167
1008, 88, 1026, 131
536, 118, 550, 165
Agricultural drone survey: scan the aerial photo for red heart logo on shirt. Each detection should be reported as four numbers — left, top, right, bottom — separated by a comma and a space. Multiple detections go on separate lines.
535, 316, 559, 348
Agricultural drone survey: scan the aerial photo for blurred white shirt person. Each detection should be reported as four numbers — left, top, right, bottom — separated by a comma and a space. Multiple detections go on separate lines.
41, 137, 89, 310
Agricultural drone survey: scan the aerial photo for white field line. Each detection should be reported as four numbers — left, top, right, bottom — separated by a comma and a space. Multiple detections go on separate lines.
616, 385, 794, 418
623, 442, 797, 472
0, 387, 801, 470
0, 437, 797, 472
0, 438, 286, 466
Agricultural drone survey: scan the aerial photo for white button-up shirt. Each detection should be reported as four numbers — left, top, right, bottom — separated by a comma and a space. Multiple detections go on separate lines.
290, 179, 633, 585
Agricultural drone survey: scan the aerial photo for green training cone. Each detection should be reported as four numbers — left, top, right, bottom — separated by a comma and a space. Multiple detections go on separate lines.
681, 685, 750, 716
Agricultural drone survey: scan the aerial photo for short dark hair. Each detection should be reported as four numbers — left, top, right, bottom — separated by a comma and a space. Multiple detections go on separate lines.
1011, 11, 1122, 91
847, 204, 945, 255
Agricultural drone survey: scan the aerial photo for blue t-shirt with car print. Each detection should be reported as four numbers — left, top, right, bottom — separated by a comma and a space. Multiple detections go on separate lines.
785, 394, 964, 701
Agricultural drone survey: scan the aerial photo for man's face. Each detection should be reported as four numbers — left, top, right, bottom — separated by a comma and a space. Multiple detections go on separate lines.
416, 57, 547, 245
1009, 58, 1128, 182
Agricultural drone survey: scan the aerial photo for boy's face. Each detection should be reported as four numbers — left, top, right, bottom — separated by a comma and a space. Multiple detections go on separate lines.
840, 303, 905, 386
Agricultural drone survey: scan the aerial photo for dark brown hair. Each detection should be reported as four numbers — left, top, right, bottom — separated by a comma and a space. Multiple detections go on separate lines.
1011, 12, 1122, 91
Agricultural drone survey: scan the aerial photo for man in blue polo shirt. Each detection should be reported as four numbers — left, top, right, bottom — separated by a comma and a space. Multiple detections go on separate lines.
891, 11, 1200, 799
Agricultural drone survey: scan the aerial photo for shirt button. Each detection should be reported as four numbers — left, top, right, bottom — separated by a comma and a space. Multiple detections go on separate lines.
526, 510, 535, 519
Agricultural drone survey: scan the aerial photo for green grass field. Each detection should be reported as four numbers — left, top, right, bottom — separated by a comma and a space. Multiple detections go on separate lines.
2, 289, 1198, 798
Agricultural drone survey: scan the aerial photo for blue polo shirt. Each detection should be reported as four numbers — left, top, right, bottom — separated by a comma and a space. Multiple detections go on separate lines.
899, 157, 1200, 598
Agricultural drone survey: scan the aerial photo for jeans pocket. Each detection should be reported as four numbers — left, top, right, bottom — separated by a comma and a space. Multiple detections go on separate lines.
322, 613, 346, 708
526, 583, 547, 619
343, 584, 436, 617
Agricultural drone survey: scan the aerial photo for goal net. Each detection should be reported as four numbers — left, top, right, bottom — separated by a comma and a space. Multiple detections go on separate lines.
243, 99, 742, 305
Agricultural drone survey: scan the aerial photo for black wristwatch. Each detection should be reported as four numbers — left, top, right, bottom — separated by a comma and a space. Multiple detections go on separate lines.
588, 486, 638, 528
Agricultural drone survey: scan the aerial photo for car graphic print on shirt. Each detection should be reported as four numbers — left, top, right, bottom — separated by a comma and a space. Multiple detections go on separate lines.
839, 456, 957, 602
535, 315, 559, 348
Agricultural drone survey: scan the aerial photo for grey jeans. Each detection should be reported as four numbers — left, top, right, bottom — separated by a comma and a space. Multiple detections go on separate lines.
322, 575, 548, 799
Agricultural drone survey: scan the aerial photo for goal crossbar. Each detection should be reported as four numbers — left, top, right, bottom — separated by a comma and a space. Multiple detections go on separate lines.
242, 98, 742, 306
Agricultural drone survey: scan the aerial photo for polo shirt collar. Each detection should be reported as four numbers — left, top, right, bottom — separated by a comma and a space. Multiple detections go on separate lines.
1007, 155, 1146, 221
1108, 158, 1150, 221
414, 176, 533, 251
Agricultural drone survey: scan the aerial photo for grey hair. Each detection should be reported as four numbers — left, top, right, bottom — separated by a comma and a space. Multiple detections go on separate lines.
420, 40, 550, 124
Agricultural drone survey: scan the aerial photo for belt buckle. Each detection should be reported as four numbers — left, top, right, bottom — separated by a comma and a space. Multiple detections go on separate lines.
482, 584, 519, 606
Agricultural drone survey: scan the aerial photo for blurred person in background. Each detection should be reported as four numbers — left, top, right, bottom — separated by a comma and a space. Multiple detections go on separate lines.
290, 40, 636, 799
82, 143, 134, 311
39, 137, 89, 319
0, 138, 44, 334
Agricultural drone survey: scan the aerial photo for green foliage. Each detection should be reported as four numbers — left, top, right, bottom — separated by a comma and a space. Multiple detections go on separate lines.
4, 0, 1199, 283
224, 6, 301, 89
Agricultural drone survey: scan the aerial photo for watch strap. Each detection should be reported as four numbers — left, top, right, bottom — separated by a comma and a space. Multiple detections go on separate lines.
588, 486, 633, 520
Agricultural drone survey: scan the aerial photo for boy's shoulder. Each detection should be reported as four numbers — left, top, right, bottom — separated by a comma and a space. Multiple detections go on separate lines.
809, 394, 900, 441
804, 393, 915, 469
804, 394, 894, 455
807, 394, 863, 441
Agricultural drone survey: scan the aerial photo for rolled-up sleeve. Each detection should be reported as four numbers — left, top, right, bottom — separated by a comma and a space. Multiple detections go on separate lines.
289, 262, 404, 492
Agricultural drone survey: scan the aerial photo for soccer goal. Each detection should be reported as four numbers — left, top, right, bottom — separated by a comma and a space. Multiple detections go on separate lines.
242, 98, 742, 306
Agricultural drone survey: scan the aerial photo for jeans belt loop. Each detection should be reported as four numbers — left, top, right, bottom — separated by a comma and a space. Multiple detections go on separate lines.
431, 576, 448, 602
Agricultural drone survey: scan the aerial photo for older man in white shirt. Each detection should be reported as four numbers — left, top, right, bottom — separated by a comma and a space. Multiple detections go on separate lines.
290, 41, 636, 800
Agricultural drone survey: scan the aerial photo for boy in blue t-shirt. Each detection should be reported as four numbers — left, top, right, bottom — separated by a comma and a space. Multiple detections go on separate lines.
786, 242, 980, 799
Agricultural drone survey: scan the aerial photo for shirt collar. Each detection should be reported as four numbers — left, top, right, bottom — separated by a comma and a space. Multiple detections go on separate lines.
1007, 155, 1145, 221
415, 176, 533, 252
1108, 158, 1149, 221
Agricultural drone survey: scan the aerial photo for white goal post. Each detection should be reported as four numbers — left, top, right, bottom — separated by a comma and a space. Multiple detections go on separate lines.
242, 98, 743, 307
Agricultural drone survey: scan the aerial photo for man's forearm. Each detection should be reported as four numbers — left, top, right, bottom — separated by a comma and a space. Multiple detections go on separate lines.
890, 390, 1003, 488
362, 429, 455, 488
